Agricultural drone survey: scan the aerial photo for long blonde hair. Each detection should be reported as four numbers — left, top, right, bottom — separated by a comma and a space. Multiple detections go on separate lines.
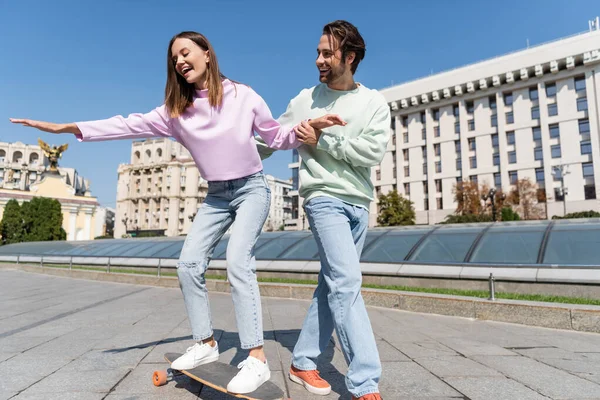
165, 31, 226, 117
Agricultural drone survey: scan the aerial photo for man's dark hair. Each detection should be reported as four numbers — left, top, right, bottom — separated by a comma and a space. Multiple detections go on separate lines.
322, 20, 366, 74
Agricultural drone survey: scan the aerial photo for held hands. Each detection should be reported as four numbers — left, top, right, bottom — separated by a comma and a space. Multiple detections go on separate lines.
9, 119, 80, 135
295, 114, 346, 146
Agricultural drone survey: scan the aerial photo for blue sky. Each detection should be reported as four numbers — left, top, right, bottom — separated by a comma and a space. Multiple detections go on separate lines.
1, 0, 597, 207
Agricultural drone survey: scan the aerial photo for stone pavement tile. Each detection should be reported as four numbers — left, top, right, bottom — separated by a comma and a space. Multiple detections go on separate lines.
110, 362, 202, 395
0, 393, 17, 400
436, 337, 517, 356
0, 354, 70, 392
23, 368, 130, 394
376, 339, 411, 362
25, 337, 99, 359
472, 355, 600, 398
377, 361, 462, 398
443, 376, 548, 400
387, 340, 459, 359
142, 335, 196, 364
107, 393, 199, 400
530, 335, 600, 353
415, 356, 503, 377
11, 392, 105, 400
514, 346, 588, 360
60, 347, 151, 372
0, 336, 56, 353
0, 353, 17, 363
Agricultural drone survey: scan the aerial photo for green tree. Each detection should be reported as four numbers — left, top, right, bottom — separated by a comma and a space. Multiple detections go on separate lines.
501, 206, 521, 221
377, 190, 416, 226
21, 197, 66, 242
441, 213, 493, 224
0, 199, 25, 245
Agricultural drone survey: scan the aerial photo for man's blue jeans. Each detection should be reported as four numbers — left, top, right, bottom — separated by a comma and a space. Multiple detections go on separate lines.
292, 196, 381, 397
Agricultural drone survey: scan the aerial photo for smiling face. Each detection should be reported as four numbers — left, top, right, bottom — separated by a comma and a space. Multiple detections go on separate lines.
170, 38, 210, 89
316, 34, 355, 88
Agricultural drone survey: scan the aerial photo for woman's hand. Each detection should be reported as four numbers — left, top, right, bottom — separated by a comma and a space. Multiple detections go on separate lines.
9, 119, 80, 135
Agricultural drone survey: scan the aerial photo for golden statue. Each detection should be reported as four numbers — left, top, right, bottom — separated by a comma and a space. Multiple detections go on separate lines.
38, 138, 69, 172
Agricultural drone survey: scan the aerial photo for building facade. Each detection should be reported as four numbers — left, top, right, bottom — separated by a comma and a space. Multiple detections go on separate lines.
375, 26, 600, 225
264, 175, 292, 231
0, 141, 98, 240
114, 138, 208, 238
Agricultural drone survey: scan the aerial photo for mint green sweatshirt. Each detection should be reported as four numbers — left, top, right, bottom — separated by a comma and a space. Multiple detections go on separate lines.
258, 83, 391, 210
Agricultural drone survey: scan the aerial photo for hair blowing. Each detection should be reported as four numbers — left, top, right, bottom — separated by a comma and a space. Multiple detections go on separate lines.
165, 31, 226, 117
322, 20, 366, 74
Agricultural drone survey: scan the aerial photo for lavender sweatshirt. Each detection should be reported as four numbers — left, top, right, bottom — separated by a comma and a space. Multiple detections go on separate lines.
76, 79, 299, 181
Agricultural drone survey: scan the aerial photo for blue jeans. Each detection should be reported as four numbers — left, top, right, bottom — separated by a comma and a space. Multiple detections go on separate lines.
292, 196, 381, 397
177, 171, 270, 349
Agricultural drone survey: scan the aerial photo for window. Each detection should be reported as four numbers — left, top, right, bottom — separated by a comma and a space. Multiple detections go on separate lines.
455, 140, 461, 153
435, 179, 442, 192
470, 156, 477, 169
506, 112, 514, 124
434, 144, 440, 156
491, 114, 497, 127
579, 119, 590, 134
577, 97, 588, 112
534, 147, 543, 161
506, 131, 515, 145
390, 117, 396, 130
468, 119, 475, 131
434, 126, 440, 137
549, 124, 560, 139
404, 166, 410, 177
435, 161, 441, 173
392, 151, 397, 164
424, 199, 429, 211
585, 185, 596, 200
551, 145, 561, 158
423, 181, 429, 194
529, 86, 539, 100
489, 96, 497, 110
433, 109, 440, 121
548, 103, 558, 116
466, 101, 474, 114
575, 76, 586, 92
404, 183, 410, 195
470, 175, 478, 184
504, 92, 513, 106
403, 149, 409, 162
421, 112, 426, 124
494, 173, 501, 187
493, 154, 500, 166
423, 163, 427, 174
508, 151, 516, 164
376, 170, 381, 180
437, 198, 443, 210
583, 162, 594, 177
546, 83, 557, 97
402, 116, 408, 127
533, 127, 542, 141
531, 106, 540, 120
453, 104, 460, 117
403, 132, 409, 143
468, 138, 476, 151
491, 134, 499, 147
422, 146, 427, 159
554, 187, 564, 201
535, 168, 544, 183
455, 122, 460, 134
456, 158, 462, 170
509, 171, 518, 184
581, 140, 592, 155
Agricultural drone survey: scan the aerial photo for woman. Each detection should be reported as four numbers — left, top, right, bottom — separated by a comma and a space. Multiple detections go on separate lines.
10, 31, 344, 394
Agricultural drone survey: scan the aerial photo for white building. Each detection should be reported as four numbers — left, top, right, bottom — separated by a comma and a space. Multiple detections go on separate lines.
94, 207, 115, 238
264, 175, 292, 231
374, 23, 600, 225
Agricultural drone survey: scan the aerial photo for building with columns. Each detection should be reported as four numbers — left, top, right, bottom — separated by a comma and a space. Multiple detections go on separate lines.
374, 24, 600, 225
0, 141, 98, 241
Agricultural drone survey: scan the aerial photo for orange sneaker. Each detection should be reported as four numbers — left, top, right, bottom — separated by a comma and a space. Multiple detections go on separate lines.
288, 365, 331, 395
352, 393, 382, 400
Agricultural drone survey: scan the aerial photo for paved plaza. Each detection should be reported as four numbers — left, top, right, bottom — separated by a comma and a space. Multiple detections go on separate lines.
2, 268, 600, 399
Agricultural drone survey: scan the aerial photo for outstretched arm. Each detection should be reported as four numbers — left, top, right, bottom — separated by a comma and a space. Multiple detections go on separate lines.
10, 105, 174, 142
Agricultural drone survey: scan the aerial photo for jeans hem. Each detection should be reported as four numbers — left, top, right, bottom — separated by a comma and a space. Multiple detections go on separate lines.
291, 361, 317, 371
353, 389, 379, 397
192, 331, 214, 341
240, 340, 264, 350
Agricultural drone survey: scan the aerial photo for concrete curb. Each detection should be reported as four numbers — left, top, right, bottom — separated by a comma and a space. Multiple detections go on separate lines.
3, 263, 600, 334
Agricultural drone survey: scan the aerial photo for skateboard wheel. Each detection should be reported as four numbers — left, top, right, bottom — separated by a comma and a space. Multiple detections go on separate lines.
152, 370, 168, 386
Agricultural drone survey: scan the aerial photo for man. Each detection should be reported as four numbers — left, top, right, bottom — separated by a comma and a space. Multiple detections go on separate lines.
258, 20, 390, 400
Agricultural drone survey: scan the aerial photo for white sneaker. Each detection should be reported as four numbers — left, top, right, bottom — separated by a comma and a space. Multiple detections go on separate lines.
171, 342, 219, 370
226, 356, 271, 394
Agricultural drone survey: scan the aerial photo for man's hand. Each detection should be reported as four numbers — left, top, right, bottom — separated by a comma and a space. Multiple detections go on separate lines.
295, 121, 321, 146
308, 114, 346, 130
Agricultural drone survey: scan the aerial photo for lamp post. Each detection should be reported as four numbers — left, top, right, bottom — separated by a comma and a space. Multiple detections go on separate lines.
481, 187, 505, 221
